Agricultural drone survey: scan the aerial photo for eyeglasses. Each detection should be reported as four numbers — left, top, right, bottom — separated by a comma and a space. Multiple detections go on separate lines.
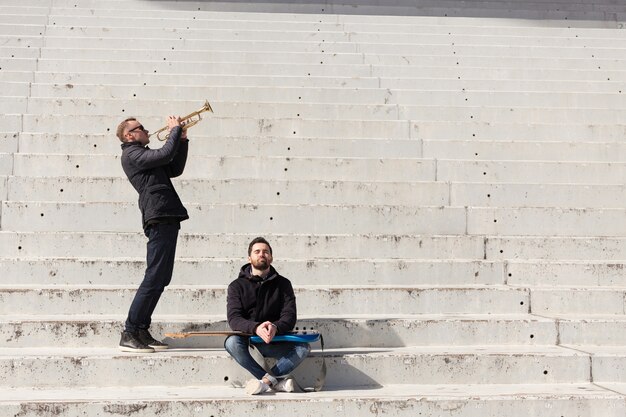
128, 124, 147, 133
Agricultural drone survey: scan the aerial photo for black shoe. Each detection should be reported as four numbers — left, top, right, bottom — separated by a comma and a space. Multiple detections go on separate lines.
137, 329, 169, 350
119, 331, 155, 353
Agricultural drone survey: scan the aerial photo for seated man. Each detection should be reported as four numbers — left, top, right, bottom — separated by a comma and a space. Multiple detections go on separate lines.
225, 237, 310, 395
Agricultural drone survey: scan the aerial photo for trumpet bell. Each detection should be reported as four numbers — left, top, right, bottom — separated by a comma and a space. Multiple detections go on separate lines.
149, 100, 214, 141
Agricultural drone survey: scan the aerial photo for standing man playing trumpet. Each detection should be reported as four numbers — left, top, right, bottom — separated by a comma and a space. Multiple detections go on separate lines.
115, 115, 190, 353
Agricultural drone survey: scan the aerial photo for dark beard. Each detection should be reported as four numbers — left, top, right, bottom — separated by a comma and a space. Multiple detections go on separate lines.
252, 259, 269, 271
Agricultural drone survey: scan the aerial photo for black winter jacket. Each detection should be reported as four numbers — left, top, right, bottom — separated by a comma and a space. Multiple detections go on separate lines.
227, 264, 297, 335
120, 126, 189, 229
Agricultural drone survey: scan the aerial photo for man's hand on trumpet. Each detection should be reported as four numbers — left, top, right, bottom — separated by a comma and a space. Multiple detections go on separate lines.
166, 115, 187, 140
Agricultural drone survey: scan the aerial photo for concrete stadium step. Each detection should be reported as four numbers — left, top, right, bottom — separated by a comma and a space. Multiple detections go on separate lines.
565, 346, 626, 383
8, 3, 625, 28
11, 155, 434, 181
6, 177, 624, 208
9, 57, 626, 83
0, 345, 592, 388
4, 177, 449, 206
9, 0, 626, 21
24, 83, 626, 107
2, 257, 624, 288
13, 134, 422, 158
0, 232, 488, 259
0, 201, 468, 234
19, 115, 420, 138
10, 154, 432, 180
18, 98, 626, 123
10, 154, 625, 183
2, 384, 625, 417
0, 232, 621, 262
529, 288, 626, 315
28, 36, 626, 57
25, 54, 626, 76
31, 42, 626, 61
31, 23, 626, 49
450, 183, 626, 208
5, 202, 626, 236
0, 314, 556, 348
0, 285, 529, 315
486, 237, 626, 261
14, 115, 626, 141
508, 261, 626, 287
425, 140, 626, 162
552, 316, 626, 346
7, 29, 625, 51
0, 257, 504, 286
21, 66, 626, 83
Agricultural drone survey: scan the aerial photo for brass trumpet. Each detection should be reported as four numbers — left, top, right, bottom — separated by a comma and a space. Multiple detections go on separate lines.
150, 100, 214, 141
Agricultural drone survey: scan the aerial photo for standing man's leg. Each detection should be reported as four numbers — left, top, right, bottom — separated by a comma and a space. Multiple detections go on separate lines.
119, 222, 179, 352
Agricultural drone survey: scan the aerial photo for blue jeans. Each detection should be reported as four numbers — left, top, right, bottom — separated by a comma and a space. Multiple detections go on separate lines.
125, 223, 179, 333
224, 335, 311, 380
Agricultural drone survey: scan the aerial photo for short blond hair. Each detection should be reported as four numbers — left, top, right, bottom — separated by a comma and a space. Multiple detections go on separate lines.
116, 117, 137, 142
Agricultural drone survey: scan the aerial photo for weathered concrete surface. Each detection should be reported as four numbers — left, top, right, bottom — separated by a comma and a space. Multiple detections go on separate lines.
1, 384, 624, 417
0, 257, 505, 286
0, 232, 487, 259
0, 346, 592, 388
0, 314, 556, 348
0, 286, 530, 315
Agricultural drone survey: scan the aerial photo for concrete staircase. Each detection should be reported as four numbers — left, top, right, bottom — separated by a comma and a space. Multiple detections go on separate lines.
1, 0, 626, 415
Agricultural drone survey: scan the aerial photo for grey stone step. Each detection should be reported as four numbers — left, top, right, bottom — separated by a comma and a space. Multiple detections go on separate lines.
0, 202, 468, 234
6, 177, 624, 208
564, 346, 626, 384
13, 115, 626, 141
24, 83, 626, 106
5, 202, 626, 236
31, 22, 626, 47
508, 261, 626, 287
425, 140, 626, 162
11, 154, 434, 181
2, 257, 623, 288
8, 153, 626, 184
0, 285, 529, 315
0, 232, 487, 259
14, 133, 422, 158
0, 345, 591, 388
31, 43, 626, 61
450, 183, 626, 208
4, 177, 449, 206
25, 54, 626, 76
530, 288, 626, 315
7, 3, 625, 31
0, 257, 504, 286
18, 98, 626, 122
7, 0, 625, 22
486, 237, 626, 261
467, 207, 626, 237
0, 314, 555, 348
1, 384, 624, 417
27, 35, 626, 55
22, 66, 626, 83
553, 316, 626, 346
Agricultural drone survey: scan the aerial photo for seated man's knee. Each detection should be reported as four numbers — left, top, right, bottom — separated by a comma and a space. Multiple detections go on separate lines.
296, 343, 311, 358
224, 335, 248, 355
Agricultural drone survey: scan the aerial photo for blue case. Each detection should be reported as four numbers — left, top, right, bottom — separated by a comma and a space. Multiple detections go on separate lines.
250, 332, 320, 344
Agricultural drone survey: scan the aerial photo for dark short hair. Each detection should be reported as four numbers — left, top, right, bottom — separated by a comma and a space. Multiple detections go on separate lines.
248, 237, 272, 256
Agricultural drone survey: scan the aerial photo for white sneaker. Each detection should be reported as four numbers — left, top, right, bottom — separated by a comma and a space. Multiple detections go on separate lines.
245, 379, 271, 395
273, 378, 295, 393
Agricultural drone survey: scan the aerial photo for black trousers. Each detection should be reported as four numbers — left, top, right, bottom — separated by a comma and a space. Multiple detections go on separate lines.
125, 222, 180, 333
